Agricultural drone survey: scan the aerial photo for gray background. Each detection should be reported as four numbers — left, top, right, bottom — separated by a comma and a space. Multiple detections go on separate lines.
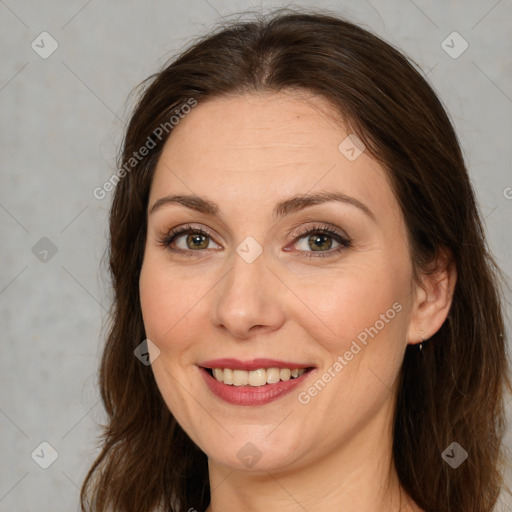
1, 0, 511, 510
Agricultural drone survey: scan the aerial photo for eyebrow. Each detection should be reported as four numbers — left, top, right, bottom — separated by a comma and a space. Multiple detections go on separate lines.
148, 191, 375, 221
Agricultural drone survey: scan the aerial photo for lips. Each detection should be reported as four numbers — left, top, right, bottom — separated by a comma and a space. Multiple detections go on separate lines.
210, 367, 307, 386
199, 358, 313, 371
198, 358, 316, 406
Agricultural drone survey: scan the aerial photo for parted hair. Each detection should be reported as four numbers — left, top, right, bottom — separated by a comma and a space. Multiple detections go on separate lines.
81, 8, 512, 512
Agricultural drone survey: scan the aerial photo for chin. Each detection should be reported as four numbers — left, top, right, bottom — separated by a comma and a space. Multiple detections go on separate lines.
198, 427, 305, 472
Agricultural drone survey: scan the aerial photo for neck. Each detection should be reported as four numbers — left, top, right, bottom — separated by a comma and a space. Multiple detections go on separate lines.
206, 398, 420, 512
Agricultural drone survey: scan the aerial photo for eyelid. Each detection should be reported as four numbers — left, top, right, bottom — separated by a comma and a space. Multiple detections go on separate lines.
158, 221, 351, 257
157, 223, 221, 253
286, 222, 351, 258
288, 221, 350, 241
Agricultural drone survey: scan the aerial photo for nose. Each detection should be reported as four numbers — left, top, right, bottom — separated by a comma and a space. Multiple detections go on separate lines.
211, 250, 286, 340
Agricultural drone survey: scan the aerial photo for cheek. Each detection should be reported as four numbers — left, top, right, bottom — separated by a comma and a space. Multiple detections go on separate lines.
294, 264, 408, 357
139, 256, 210, 432
292, 264, 411, 422
139, 256, 199, 355
291, 270, 409, 436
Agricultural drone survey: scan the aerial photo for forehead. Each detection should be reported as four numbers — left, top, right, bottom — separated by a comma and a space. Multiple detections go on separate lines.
149, 91, 399, 224
156, 91, 347, 173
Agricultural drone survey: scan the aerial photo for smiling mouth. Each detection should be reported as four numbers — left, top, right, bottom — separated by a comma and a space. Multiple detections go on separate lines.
204, 367, 314, 387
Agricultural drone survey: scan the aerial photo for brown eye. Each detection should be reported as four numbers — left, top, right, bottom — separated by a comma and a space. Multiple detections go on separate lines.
290, 224, 351, 258
159, 226, 222, 254
307, 233, 334, 251
183, 233, 210, 250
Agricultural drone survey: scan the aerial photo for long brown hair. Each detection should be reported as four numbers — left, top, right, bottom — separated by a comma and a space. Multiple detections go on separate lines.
81, 8, 512, 512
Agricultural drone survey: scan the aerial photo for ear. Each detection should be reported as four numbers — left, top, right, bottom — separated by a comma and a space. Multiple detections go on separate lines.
407, 248, 457, 345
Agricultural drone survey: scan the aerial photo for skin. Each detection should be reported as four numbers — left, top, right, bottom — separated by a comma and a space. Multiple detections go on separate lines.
139, 90, 456, 512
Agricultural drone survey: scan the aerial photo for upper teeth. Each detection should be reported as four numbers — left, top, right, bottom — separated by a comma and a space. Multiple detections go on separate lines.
212, 368, 306, 387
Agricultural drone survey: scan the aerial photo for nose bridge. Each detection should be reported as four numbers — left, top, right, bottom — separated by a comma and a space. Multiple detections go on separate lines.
211, 246, 285, 338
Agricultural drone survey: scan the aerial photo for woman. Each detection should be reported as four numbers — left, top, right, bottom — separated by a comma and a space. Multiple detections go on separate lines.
81, 8, 511, 512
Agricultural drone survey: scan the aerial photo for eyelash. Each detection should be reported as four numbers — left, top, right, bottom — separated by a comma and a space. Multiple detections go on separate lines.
157, 223, 351, 259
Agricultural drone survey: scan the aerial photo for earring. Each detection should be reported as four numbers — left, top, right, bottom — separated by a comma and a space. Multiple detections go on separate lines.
419, 331, 425, 352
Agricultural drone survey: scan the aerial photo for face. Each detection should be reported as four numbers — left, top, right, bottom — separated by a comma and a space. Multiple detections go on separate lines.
139, 91, 419, 472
